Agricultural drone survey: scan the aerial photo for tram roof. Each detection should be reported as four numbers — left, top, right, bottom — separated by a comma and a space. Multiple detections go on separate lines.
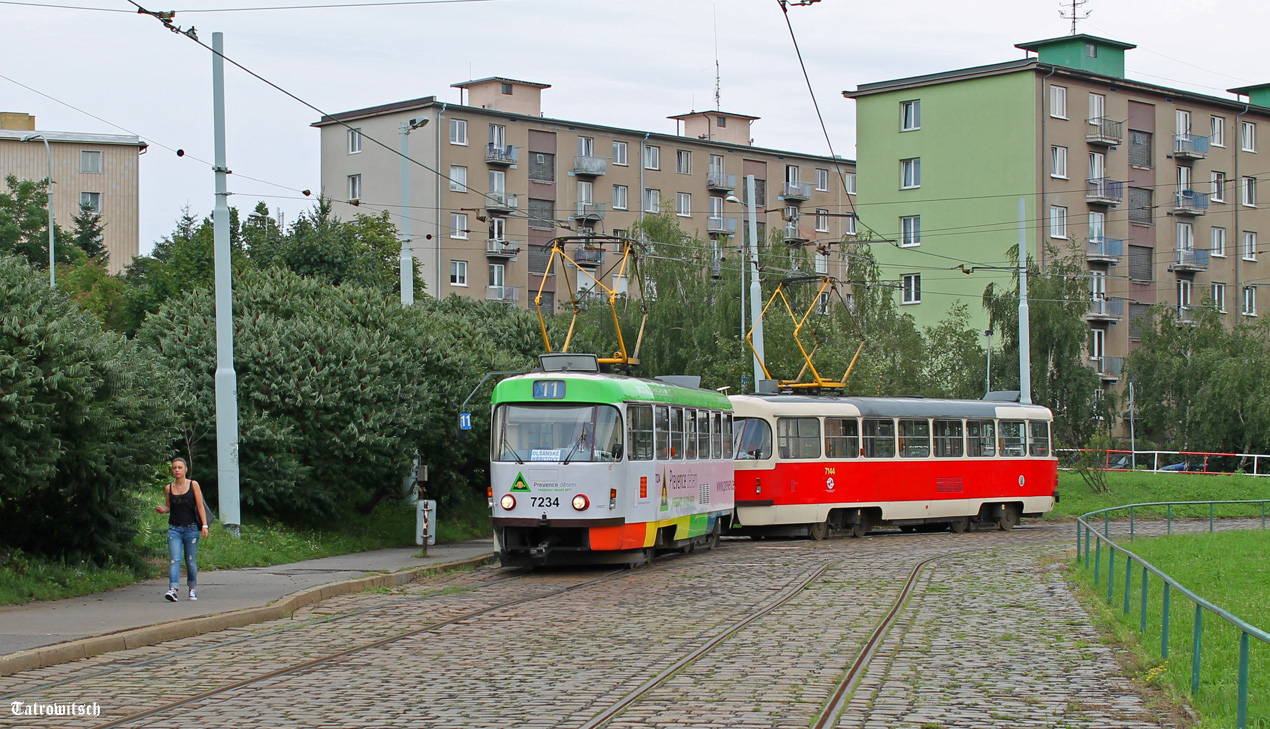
492, 371, 731, 409
728, 394, 1052, 421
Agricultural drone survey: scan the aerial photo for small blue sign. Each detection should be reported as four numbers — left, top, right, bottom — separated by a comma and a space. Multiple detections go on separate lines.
533, 380, 566, 399
458, 413, 472, 430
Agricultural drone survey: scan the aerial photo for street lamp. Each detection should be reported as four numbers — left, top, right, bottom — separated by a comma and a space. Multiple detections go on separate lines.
399, 116, 429, 306
725, 177, 766, 393
21, 133, 55, 288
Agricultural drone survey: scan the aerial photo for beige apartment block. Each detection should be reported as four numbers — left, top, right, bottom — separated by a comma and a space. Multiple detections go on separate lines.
313, 77, 857, 312
0, 113, 146, 274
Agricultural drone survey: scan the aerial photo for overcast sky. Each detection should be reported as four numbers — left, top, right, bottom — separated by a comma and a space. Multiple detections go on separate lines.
4, 0, 1269, 255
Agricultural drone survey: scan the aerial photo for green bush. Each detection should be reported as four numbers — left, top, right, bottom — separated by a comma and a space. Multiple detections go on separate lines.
0, 255, 176, 564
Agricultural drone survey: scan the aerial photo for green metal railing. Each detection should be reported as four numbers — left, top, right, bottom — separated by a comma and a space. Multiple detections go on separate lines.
1076, 501, 1270, 728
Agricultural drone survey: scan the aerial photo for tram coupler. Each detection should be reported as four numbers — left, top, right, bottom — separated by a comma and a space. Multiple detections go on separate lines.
529, 541, 553, 560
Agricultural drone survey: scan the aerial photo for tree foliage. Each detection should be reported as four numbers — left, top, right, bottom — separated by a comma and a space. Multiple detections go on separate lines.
0, 255, 177, 564
0, 175, 76, 270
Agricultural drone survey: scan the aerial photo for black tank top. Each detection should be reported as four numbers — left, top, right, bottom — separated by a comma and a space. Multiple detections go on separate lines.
169, 485, 199, 527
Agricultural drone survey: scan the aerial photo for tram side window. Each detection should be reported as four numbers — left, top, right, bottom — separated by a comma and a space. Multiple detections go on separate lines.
722, 413, 735, 459
966, 419, 996, 457
685, 409, 698, 459
670, 407, 685, 459
734, 417, 772, 460
898, 418, 931, 458
777, 417, 821, 459
824, 418, 859, 458
698, 410, 712, 458
627, 405, 654, 461
862, 418, 896, 458
654, 406, 670, 460
1000, 420, 1027, 457
711, 412, 723, 459
932, 419, 964, 458
1029, 421, 1051, 457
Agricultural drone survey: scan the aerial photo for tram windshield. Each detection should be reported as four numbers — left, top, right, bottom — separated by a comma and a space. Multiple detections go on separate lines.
734, 417, 772, 460
493, 404, 623, 463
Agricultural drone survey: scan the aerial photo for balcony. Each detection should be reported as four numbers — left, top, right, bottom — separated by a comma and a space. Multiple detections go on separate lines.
1174, 247, 1210, 272
486, 144, 517, 165
707, 172, 736, 192
1177, 306, 1196, 325
572, 201, 607, 224
1086, 296, 1125, 322
1086, 236, 1124, 264
783, 223, 810, 246
1086, 177, 1123, 206
485, 192, 519, 213
781, 182, 812, 202
485, 239, 517, 259
1086, 117, 1123, 146
707, 216, 738, 237
485, 285, 520, 305
1091, 355, 1124, 381
1174, 190, 1210, 216
1174, 133, 1209, 161
573, 244, 604, 267
572, 155, 607, 177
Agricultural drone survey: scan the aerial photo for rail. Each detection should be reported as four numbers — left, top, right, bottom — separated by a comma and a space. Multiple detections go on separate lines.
1076, 501, 1270, 728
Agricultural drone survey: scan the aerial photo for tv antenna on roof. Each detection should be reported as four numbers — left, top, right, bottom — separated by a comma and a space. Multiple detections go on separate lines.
1058, 0, 1091, 35
713, 3, 721, 110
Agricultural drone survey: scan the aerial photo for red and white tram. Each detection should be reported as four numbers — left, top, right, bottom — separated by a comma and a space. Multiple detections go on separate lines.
729, 395, 1058, 538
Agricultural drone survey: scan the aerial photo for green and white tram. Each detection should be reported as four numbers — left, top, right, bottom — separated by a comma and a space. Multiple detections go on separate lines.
489, 355, 735, 566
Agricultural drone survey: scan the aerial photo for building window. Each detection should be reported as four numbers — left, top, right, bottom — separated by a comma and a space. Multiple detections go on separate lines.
1177, 164, 1192, 194
450, 260, 467, 286
79, 191, 101, 213
1212, 171, 1226, 202
450, 118, 467, 145
577, 136, 594, 157
1089, 210, 1105, 240
1211, 227, 1226, 257
815, 168, 829, 191
1088, 92, 1106, 123
1050, 205, 1068, 239
900, 215, 920, 247
577, 180, 593, 205
1177, 221, 1194, 250
488, 124, 507, 149
717, 116, 727, 128
1128, 245, 1153, 282
1051, 145, 1068, 179
844, 172, 856, 195
1086, 43, 1097, 58
1129, 187, 1153, 225
901, 274, 921, 304
785, 165, 800, 185
644, 188, 660, 213
1243, 231, 1257, 261
900, 158, 920, 189
643, 145, 660, 170
489, 216, 506, 242
901, 100, 921, 131
612, 141, 628, 166
500, 82, 513, 95
844, 214, 857, 236
675, 192, 691, 217
1050, 85, 1067, 119
1212, 282, 1226, 312
815, 208, 829, 232
348, 129, 362, 154
1243, 121, 1257, 152
613, 184, 628, 210
346, 175, 361, 201
80, 150, 102, 174
489, 263, 505, 290
676, 150, 692, 174
1129, 131, 1153, 168
1244, 286, 1257, 316
527, 198, 554, 230
815, 255, 829, 275
449, 165, 467, 192
1090, 327, 1105, 361
1242, 176, 1257, 207
1211, 116, 1226, 147
450, 212, 468, 239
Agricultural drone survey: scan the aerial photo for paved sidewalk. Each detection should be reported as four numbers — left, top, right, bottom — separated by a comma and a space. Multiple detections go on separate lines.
0, 540, 495, 670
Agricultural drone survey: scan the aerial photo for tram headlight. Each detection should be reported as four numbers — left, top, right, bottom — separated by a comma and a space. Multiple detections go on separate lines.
500, 494, 516, 511
572, 494, 590, 511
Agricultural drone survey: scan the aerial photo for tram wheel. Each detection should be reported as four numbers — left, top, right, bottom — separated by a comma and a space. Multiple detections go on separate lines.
707, 522, 721, 550
949, 516, 971, 534
848, 520, 870, 538
808, 521, 829, 541
997, 506, 1020, 531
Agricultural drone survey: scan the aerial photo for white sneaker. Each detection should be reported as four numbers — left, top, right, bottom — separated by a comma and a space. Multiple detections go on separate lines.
164, 589, 178, 602
188, 589, 198, 601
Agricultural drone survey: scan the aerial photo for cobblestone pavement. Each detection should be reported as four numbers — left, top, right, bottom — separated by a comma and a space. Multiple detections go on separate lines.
3, 519, 1252, 729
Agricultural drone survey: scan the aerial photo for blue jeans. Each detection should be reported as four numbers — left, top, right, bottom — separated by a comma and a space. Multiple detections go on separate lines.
167, 525, 200, 589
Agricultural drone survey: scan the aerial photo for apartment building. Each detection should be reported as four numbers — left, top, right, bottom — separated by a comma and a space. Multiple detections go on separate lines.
0, 112, 147, 273
313, 78, 856, 312
846, 34, 1270, 398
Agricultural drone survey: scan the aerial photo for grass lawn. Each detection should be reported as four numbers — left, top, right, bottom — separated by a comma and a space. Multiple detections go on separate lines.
1050, 470, 1270, 520
1073, 527, 1270, 727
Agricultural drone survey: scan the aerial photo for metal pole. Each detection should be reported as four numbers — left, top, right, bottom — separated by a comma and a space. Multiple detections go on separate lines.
22, 134, 55, 287
984, 329, 992, 396
1017, 198, 1032, 405
212, 32, 241, 538
745, 174, 765, 392
1128, 381, 1137, 469
398, 120, 416, 306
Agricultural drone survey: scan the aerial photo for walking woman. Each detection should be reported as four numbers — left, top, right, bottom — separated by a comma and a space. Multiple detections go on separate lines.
154, 458, 210, 601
